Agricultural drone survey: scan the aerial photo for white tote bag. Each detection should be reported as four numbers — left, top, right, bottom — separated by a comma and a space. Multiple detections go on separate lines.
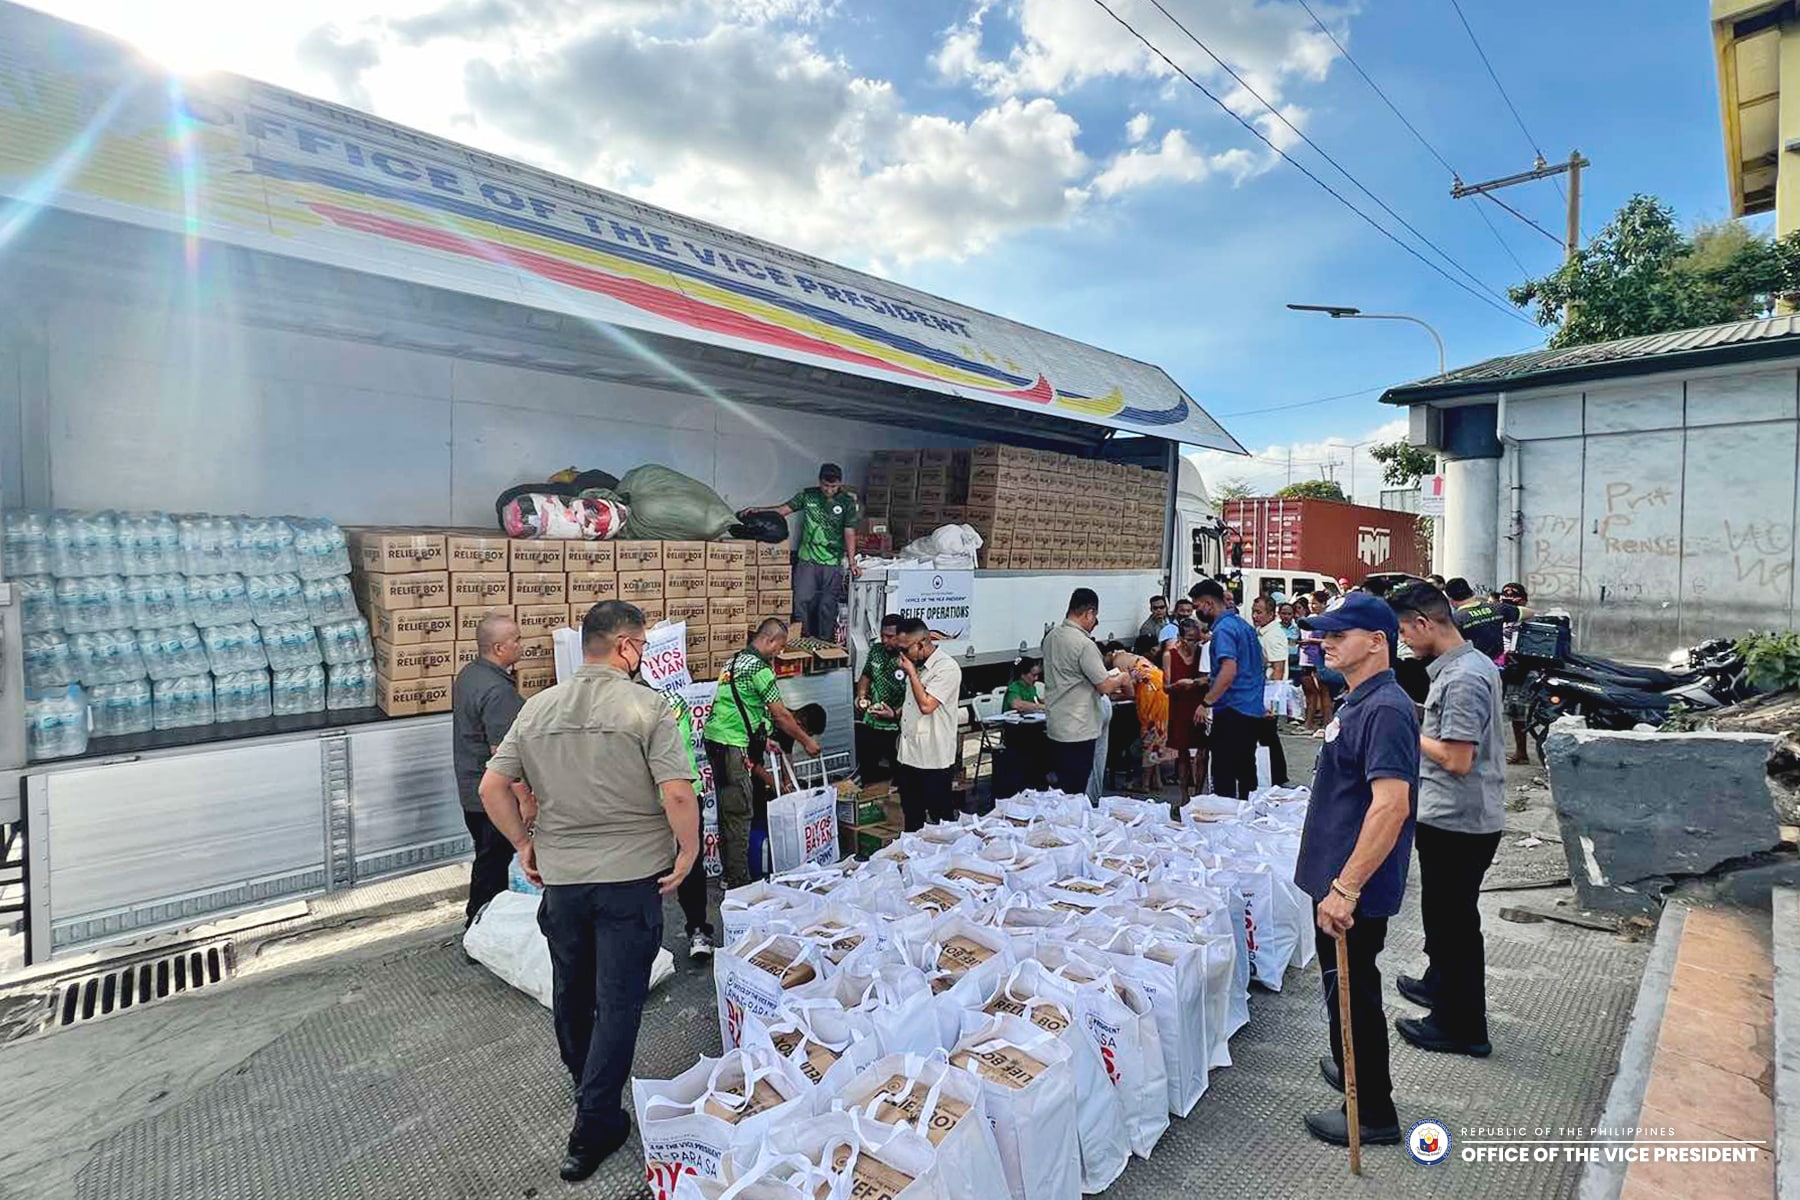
950, 1013, 1081, 1200
750, 1108, 950, 1200
741, 1003, 883, 1115
634, 1049, 811, 1200
716, 931, 831, 1049
1074, 926, 1210, 1117
720, 879, 820, 949
462, 890, 675, 1009
793, 960, 944, 1057
765, 767, 840, 873
965, 964, 1129, 1195
839, 1052, 1011, 1200
1060, 967, 1169, 1160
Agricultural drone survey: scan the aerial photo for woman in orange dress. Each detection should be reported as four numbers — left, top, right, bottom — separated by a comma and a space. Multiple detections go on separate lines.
1110, 647, 1170, 792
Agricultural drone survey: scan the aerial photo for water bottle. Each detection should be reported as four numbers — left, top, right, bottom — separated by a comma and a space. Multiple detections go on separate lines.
214, 668, 271, 722
185, 573, 250, 628
290, 518, 352, 580
137, 624, 210, 681
55, 575, 129, 633
18, 575, 59, 633
89, 678, 154, 737
25, 684, 88, 760
117, 511, 181, 575
327, 657, 378, 710
302, 575, 359, 624
201, 622, 267, 673
262, 621, 323, 670
246, 572, 308, 625
272, 665, 326, 715
317, 616, 372, 665
24, 631, 80, 688
123, 572, 191, 628
154, 674, 213, 729
3, 509, 51, 576
178, 514, 242, 575
72, 627, 146, 685
239, 518, 297, 573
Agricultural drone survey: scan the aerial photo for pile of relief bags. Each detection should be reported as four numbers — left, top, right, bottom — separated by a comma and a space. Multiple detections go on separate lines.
635, 783, 1314, 1200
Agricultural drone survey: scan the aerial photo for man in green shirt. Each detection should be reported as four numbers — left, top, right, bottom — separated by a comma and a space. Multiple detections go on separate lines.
700, 618, 821, 906
854, 613, 905, 782
741, 462, 860, 643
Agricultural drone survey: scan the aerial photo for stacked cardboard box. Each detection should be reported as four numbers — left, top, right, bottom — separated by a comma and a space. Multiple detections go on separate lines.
748, 540, 793, 639
861, 446, 1166, 570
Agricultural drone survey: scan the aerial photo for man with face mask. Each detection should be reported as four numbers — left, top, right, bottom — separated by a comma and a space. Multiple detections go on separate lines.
1042, 588, 1134, 797
479, 600, 701, 1182
740, 462, 861, 642
893, 616, 963, 829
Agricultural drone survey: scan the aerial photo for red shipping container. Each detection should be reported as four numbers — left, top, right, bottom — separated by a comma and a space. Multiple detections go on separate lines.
1220, 497, 1430, 582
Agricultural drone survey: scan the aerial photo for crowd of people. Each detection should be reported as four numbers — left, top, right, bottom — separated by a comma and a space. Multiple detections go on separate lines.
446, 451, 1540, 1173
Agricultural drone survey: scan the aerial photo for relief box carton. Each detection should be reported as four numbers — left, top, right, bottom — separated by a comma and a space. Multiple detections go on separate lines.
662, 541, 709, 571
516, 666, 555, 699
453, 641, 477, 670
635, 599, 667, 625
707, 542, 749, 570
708, 597, 749, 625
566, 572, 619, 606
562, 541, 616, 572
511, 573, 568, 605
354, 531, 446, 573
360, 571, 450, 610
446, 534, 510, 571
455, 604, 514, 641
757, 540, 792, 562
508, 540, 565, 572
376, 673, 451, 716
666, 598, 711, 626
707, 571, 749, 599
663, 569, 709, 600
757, 564, 793, 591
619, 572, 665, 603
615, 541, 665, 571
372, 605, 455, 645
372, 638, 457, 681
448, 571, 511, 607
515, 603, 571, 639
516, 636, 555, 667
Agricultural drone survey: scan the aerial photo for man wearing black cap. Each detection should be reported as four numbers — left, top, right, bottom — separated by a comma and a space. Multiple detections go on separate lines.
1293, 592, 1420, 1148
743, 463, 861, 643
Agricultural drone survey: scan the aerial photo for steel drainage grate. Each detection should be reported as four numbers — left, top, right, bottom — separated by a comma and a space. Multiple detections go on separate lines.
55, 941, 236, 1029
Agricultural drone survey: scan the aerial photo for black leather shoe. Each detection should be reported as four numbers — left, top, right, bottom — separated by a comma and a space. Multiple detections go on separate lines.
560, 1118, 631, 1183
1319, 1055, 1342, 1093
1396, 974, 1436, 1009
1395, 1015, 1492, 1057
1304, 1107, 1402, 1146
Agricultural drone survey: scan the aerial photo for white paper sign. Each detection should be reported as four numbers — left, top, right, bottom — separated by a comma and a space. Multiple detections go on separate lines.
892, 568, 975, 640
642, 620, 692, 690
1419, 474, 1446, 518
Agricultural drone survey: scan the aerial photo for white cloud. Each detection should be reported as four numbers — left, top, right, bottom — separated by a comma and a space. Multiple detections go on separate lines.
1189, 417, 1410, 506
295, 24, 381, 109
1092, 128, 1259, 196
1125, 111, 1153, 143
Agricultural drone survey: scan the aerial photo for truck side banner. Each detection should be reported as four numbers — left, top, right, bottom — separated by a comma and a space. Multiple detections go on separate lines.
0, 4, 1244, 450
893, 569, 975, 641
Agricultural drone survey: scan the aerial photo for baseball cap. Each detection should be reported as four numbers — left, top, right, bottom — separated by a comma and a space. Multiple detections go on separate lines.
1299, 591, 1399, 645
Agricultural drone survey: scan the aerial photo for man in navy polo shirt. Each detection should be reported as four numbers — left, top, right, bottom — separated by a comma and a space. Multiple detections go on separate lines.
1293, 592, 1420, 1147
1190, 578, 1265, 799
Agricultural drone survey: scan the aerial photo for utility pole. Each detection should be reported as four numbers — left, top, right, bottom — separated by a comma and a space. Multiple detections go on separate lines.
1286, 447, 1293, 488
1451, 151, 1589, 267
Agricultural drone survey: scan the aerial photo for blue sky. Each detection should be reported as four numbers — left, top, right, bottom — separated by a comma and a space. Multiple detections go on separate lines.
23, 0, 1736, 499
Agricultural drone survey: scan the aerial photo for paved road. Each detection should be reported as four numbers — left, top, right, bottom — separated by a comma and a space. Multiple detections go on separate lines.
0, 744, 1647, 1200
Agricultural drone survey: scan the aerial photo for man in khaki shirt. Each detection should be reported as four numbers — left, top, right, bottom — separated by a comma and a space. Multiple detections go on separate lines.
481, 600, 700, 1182
1041, 587, 1132, 797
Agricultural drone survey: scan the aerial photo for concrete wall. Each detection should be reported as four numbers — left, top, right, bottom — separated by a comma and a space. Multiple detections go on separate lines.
7, 295, 970, 526
1496, 364, 1799, 660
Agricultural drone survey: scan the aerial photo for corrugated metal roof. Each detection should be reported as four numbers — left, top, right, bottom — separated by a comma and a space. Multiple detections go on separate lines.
1382, 314, 1800, 404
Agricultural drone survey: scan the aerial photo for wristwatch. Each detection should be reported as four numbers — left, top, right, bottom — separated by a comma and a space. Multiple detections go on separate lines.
857, 698, 870, 711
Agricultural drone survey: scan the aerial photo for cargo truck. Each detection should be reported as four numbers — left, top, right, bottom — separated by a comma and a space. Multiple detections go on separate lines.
0, 3, 1245, 965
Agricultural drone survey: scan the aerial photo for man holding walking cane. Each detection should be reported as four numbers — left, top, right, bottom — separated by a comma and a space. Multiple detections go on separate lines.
1293, 593, 1420, 1148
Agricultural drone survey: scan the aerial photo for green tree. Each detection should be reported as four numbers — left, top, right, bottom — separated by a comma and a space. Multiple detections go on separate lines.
1213, 477, 1254, 501
1368, 440, 1437, 488
1509, 195, 1800, 347
1275, 479, 1346, 501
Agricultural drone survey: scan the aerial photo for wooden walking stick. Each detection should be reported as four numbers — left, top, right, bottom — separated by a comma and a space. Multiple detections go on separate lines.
1334, 927, 1362, 1175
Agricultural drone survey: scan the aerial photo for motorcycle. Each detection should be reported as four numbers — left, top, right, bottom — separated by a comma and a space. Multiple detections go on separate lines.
1512, 618, 1749, 759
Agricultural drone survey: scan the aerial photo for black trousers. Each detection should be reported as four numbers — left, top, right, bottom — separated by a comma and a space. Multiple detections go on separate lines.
894, 762, 956, 831
855, 723, 899, 784
1255, 715, 1289, 786
1315, 912, 1398, 1127
1209, 707, 1260, 800
537, 876, 665, 1147
1048, 738, 1097, 798
1415, 823, 1504, 1040
677, 859, 712, 939
462, 809, 512, 927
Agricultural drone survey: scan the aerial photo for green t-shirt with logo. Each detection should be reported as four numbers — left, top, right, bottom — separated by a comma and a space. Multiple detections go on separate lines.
702, 649, 784, 748
859, 644, 906, 732
788, 486, 860, 567
662, 690, 703, 788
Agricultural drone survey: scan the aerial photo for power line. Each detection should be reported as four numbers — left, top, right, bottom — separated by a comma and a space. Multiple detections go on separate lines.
1294, 0, 1531, 279
1446, 0, 1568, 207
1142, 0, 1513, 311
1088, 0, 1537, 329
1479, 190, 1562, 247
1214, 385, 1384, 417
